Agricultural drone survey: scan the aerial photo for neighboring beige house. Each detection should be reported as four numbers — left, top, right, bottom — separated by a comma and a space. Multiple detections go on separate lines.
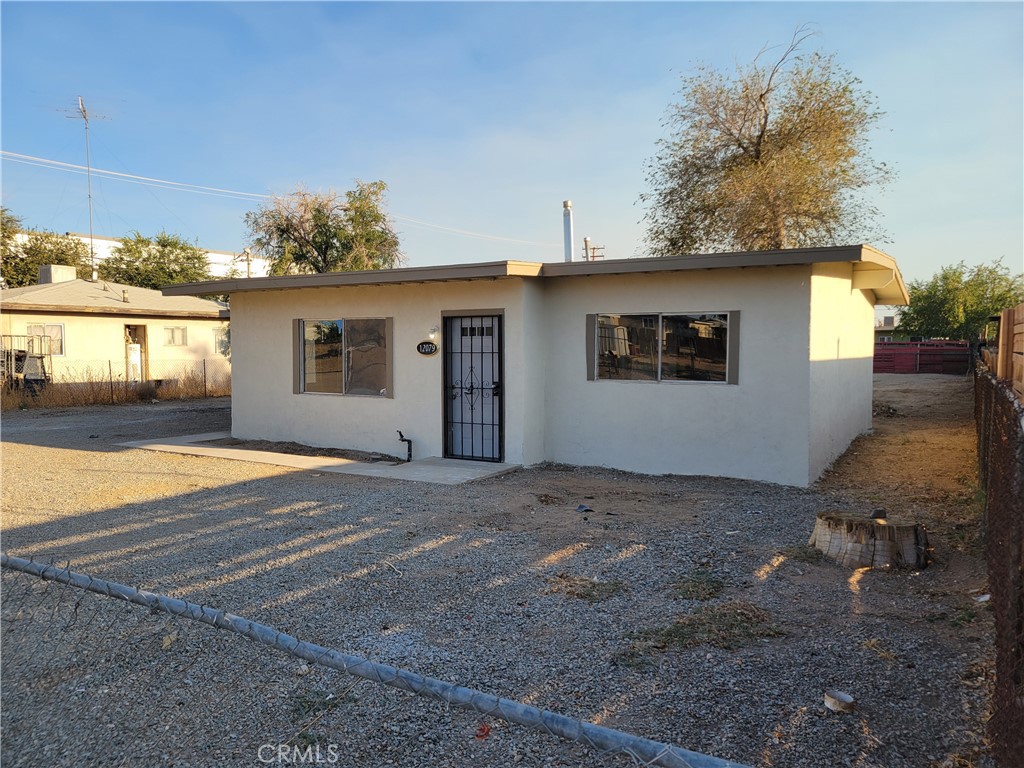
165, 244, 908, 487
1, 265, 229, 385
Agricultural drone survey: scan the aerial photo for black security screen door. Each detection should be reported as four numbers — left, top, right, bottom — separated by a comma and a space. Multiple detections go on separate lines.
444, 315, 503, 461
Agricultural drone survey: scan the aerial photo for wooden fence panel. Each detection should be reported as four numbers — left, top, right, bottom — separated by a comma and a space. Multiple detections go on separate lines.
1013, 303, 1024, 399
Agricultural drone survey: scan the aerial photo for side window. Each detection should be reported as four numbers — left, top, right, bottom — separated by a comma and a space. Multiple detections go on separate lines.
164, 327, 188, 346
590, 312, 737, 384
214, 328, 231, 356
26, 323, 64, 356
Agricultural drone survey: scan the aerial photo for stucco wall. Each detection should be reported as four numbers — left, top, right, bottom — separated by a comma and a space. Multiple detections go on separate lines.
541, 266, 814, 486
807, 263, 876, 481
2, 311, 229, 381
229, 279, 536, 463
227, 262, 878, 486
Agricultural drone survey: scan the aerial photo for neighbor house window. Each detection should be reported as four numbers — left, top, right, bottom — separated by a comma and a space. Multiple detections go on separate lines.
588, 312, 737, 384
213, 328, 231, 356
296, 318, 391, 397
164, 327, 188, 346
26, 324, 64, 356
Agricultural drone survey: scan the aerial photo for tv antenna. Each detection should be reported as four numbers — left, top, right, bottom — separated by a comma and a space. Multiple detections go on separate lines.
65, 96, 108, 281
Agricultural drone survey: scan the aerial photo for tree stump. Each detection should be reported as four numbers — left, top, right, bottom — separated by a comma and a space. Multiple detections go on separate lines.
808, 511, 929, 569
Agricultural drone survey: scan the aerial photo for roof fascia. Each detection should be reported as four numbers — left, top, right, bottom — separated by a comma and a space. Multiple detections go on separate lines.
161, 260, 544, 297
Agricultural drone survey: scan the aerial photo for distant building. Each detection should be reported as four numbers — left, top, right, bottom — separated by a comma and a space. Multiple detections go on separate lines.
13, 232, 271, 279
874, 314, 908, 343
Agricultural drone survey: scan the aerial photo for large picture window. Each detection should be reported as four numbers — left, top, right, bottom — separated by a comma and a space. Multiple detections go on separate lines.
591, 312, 736, 383
298, 318, 391, 396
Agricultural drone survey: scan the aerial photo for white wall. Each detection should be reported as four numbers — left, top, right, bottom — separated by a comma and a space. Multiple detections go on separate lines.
229, 279, 537, 463
807, 262, 876, 481
540, 267, 814, 486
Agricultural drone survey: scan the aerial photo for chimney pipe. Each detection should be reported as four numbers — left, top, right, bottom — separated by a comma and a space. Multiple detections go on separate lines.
562, 200, 574, 263
122, 290, 129, 303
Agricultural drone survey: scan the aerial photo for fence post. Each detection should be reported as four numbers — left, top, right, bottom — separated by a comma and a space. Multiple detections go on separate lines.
203, 359, 208, 398
108, 360, 115, 404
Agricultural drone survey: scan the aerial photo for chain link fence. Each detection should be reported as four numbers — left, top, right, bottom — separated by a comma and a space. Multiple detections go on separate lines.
0, 554, 746, 768
975, 362, 1024, 765
1, 358, 230, 410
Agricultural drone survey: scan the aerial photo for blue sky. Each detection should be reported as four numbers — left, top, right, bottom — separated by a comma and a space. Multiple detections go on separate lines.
2, 1, 1021, 284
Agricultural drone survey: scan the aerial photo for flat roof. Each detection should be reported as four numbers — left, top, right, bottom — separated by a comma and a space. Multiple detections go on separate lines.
162, 244, 909, 305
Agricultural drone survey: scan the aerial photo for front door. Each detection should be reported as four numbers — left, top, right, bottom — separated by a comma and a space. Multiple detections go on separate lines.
444, 315, 503, 461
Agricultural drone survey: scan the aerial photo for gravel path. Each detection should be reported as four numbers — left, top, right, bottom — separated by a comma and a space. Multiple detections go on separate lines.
0, 385, 992, 767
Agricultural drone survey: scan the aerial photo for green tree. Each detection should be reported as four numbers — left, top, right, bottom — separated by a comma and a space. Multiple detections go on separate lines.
1, 210, 91, 288
1, 207, 24, 287
99, 231, 212, 289
641, 29, 892, 255
897, 260, 1024, 341
245, 181, 403, 275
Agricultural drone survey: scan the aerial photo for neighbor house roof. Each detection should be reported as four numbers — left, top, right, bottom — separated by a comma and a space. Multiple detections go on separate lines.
161, 244, 909, 305
1, 279, 228, 318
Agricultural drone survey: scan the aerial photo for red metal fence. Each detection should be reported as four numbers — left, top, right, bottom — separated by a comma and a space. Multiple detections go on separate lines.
873, 341, 970, 375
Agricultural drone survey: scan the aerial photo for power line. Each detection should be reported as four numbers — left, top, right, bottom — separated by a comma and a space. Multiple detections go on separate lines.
1, 151, 562, 248
3, 151, 268, 199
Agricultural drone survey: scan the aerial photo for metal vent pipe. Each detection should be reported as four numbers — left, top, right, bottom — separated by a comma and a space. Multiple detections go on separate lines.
562, 200, 574, 263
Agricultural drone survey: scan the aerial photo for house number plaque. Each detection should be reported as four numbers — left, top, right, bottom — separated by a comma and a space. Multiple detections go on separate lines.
416, 341, 439, 356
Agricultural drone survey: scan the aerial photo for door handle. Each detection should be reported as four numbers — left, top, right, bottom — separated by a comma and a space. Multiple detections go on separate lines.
491, 381, 501, 397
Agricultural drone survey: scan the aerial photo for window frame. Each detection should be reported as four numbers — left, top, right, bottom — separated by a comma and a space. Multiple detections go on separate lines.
586, 311, 739, 385
164, 326, 188, 347
293, 317, 394, 398
25, 323, 65, 356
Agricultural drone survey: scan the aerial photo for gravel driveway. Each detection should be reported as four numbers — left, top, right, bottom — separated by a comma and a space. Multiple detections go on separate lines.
0, 384, 992, 768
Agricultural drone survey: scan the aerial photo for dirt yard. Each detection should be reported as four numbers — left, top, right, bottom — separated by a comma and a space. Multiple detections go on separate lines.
0, 374, 992, 768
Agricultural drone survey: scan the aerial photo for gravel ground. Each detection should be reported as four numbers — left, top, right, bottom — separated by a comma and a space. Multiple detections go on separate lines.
0, 382, 992, 768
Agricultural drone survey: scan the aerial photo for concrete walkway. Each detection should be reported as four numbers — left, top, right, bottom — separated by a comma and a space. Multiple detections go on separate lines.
117, 432, 519, 485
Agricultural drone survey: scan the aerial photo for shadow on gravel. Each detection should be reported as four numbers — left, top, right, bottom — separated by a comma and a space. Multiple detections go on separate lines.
0, 385, 994, 768
0, 399, 231, 450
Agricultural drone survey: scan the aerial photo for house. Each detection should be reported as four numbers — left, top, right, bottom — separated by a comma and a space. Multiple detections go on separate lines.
874, 313, 913, 343
1, 265, 230, 386
163, 244, 909, 487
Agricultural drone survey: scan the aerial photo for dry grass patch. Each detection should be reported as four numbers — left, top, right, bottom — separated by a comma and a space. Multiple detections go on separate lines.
2, 372, 230, 411
672, 571, 724, 600
633, 601, 782, 652
543, 573, 624, 602
780, 545, 824, 564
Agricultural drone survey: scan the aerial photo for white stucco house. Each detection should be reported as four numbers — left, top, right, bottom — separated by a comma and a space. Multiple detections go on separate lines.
2, 264, 230, 385
163, 244, 908, 487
